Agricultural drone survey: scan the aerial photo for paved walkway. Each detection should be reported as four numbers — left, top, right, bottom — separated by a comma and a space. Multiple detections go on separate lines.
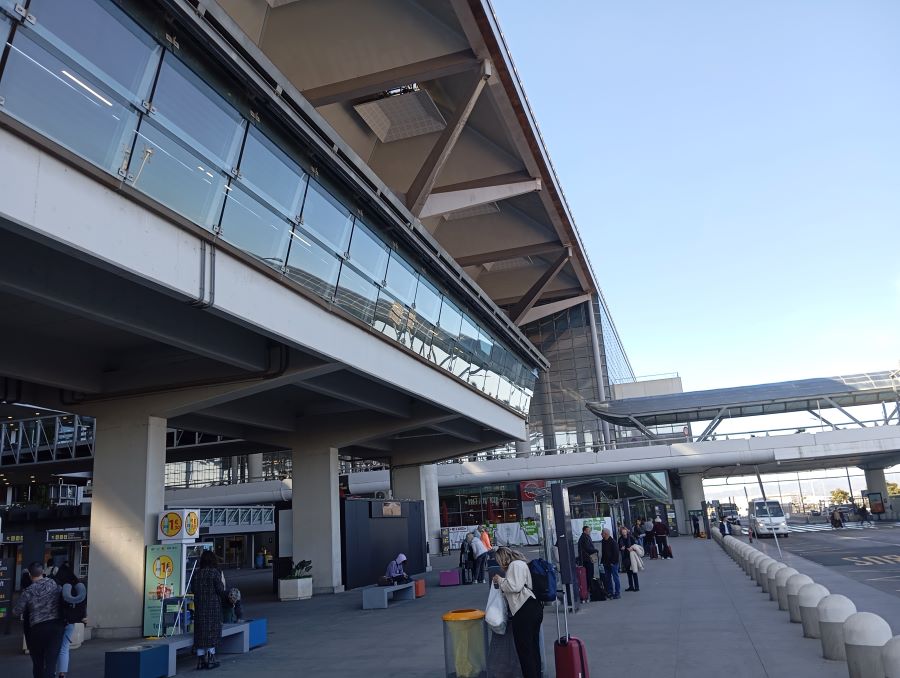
0, 538, 851, 677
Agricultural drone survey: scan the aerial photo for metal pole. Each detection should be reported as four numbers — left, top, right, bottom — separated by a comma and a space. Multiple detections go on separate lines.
755, 467, 783, 558
586, 296, 611, 447
846, 467, 854, 502
797, 472, 807, 523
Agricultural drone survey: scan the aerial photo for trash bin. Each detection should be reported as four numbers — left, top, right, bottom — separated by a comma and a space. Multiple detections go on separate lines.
442, 609, 489, 678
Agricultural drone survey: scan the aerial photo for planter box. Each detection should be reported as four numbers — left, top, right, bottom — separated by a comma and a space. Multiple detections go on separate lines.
278, 577, 313, 601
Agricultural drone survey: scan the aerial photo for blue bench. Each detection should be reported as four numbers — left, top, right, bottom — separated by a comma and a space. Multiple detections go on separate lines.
362, 582, 416, 609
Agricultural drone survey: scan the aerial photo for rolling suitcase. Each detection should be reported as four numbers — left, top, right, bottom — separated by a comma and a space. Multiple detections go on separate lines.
664, 544, 673, 559
575, 565, 589, 603
555, 589, 590, 678
461, 566, 474, 585
649, 542, 659, 559
589, 578, 607, 602
439, 570, 460, 586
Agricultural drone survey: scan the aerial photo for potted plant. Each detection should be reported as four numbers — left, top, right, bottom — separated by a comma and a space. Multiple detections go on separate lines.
278, 560, 313, 601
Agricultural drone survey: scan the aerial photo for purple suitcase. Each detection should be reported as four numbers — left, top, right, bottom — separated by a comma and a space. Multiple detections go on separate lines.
439, 569, 461, 586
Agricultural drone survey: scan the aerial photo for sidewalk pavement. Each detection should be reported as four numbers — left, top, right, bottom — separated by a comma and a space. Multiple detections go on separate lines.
0, 538, 849, 677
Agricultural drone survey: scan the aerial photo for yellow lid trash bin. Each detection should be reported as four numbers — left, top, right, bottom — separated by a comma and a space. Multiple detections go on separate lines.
442, 609, 488, 678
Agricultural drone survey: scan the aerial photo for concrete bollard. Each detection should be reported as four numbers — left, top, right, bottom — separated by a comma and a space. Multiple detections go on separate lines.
844, 612, 892, 678
775, 567, 799, 611
767, 562, 787, 601
752, 554, 769, 585
881, 636, 900, 678
818, 594, 857, 660
799, 583, 830, 639
786, 574, 814, 623
747, 552, 763, 578
757, 557, 775, 588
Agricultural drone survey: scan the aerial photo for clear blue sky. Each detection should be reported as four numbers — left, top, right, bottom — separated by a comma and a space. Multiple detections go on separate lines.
492, 0, 900, 390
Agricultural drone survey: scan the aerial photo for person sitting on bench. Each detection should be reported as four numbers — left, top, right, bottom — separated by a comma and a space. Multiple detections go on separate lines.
385, 554, 410, 584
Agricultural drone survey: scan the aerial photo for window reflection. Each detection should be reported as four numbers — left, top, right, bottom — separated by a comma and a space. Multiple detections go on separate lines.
218, 186, 292, 269
129, 120, 226, 229
373, 292, 411, 343
238, 127, 307, 219
28, 0, 159, 98
347, 222, 389, 282
0, 33, 137, 175
285, 227, 341, 301
384, 252, 418, 305
301, 181, 353, 254
335, 264, 378, 324
152, 54, 244, 167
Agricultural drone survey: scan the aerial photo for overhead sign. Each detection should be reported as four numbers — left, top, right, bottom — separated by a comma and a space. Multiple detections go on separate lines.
157, 509, 200, 542
47, 529, 89, 542
519, 480, 546, 501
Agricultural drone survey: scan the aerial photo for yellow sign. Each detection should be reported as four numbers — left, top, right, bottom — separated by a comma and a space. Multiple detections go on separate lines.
185, 511, 199, 536
152, 555, 174, 580
159, 512, 183, 538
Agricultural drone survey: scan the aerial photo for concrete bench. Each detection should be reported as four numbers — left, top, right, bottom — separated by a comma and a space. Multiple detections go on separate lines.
362, 582, 416, 609
150, 622, 249, 677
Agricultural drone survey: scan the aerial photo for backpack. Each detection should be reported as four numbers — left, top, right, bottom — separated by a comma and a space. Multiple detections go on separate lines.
527, 559, 557, 603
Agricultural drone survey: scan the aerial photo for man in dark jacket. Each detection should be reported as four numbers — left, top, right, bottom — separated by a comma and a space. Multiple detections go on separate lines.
599, 528, 620, 599
14, 562, 63, 678
577, 525, 599, 583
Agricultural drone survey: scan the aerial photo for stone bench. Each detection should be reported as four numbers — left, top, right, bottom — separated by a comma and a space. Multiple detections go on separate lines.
150, 622, 249, 677
362, 582, 416, 609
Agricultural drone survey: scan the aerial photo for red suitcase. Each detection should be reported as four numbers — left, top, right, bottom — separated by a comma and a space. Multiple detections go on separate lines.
575, 565, 589, 603
555, 589, 590, 678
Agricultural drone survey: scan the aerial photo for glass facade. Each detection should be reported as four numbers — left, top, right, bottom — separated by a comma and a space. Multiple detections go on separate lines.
0, 0, 537, 413
596, 294, 634, 386
439, 483, 523, 527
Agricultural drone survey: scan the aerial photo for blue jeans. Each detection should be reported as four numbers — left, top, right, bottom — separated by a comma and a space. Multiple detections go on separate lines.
604, 565, 620, 597
57, 623, 74, 674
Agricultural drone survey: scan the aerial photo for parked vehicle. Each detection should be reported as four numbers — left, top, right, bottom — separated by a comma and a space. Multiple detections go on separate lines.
748, 499, 789, 538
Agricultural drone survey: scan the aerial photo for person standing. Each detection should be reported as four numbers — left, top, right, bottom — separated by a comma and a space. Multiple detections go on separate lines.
691, 514, 701, 538
653, 518, 671, 558
479, 526, 493, 551
54, 564, 87, 678
644, 519, 656, 555
459, 533, 476, 583
491, 547, 543, 678
858, 505, 872, 526
471, 530, 489, 583
599, 528, 620, 599
13, 562, 63, 678
618, 527, 640, 592
191, 550, 229, 670
577, 525, 598, 583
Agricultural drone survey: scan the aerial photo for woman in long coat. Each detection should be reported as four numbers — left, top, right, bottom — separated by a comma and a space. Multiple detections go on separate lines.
192, 550, 228, 670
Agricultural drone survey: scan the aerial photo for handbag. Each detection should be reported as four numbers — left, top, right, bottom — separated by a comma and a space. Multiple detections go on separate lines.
485, 585, 507, 635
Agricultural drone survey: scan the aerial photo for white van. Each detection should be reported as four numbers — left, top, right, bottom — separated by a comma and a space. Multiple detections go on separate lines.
748, 499, 789, 538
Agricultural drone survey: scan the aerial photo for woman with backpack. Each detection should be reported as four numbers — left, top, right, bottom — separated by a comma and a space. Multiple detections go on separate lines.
54, 564, 87, 678
491, 547, 543, 678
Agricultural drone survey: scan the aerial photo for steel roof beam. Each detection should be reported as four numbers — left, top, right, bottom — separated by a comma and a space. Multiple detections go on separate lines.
421, 176, 541, 219
454, 240, 564, 268
508, 248, 571, 324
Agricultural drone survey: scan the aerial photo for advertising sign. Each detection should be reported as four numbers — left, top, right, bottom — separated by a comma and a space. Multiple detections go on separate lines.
0, 558, 14, 619
570, 517, 614, 542
157, 509, 200, 542
867, 492, 886, 515
143, 544, 183, 637
519, 480, 547, 501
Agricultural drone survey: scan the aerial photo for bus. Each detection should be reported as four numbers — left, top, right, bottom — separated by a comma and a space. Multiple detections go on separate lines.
748, 499, 789, 538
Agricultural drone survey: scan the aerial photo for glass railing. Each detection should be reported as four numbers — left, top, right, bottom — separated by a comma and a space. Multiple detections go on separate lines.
0, 0, 536, 413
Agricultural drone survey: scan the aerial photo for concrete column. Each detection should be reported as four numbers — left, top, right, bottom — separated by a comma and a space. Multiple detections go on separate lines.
391, 464, 440, 570
679, 473, 705, 535
248, 453, 264, 482
87, 410, 166, 638
515, 440, 531, 458
864, 467, 891, 519
292, 446, 343, 594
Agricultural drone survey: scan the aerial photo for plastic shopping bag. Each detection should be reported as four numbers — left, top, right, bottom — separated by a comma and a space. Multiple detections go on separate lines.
485, 585, 507, 635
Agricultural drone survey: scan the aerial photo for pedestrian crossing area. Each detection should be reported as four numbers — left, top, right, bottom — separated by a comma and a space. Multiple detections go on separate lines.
787, 521, 900, 533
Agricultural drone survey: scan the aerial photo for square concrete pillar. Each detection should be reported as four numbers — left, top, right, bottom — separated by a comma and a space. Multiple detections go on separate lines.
87, 412, 167, 638
292, 445, 343, 593
391, 464, 440, 569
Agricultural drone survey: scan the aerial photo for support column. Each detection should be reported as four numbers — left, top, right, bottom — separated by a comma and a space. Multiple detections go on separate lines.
87, 410, 166, 638
292, 446, 343, 593
515, 440, 531, 458
248, 453, 264, 482
679, 472, 706, 535
391, 464, 440, 571
863, 467, 892, 520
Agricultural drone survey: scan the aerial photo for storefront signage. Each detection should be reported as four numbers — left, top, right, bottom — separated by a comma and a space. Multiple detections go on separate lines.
867, 492, 886, 514
157, 509, 200, 542
143, 544, 183, 637
1, 533, 23, 544
519, 480, 546, 501
570, 517, 614, 542
0, 558, 13, 619
46, 529, 88, 542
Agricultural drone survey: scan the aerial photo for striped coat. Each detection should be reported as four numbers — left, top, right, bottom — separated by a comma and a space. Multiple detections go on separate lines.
191, 567, 226, 650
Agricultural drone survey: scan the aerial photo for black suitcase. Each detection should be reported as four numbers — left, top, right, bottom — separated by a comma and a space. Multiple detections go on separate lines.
589, 578, 607, 602
461, 566, 474, 585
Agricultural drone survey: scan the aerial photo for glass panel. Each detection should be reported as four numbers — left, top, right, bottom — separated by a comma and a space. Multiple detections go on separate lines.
407, 311, 435, 358
301, 181, 353, 254
29, 0, 159, 98
459, 315, 480, 355
285, 227, 341, 300
373, 292, 411, 343
438, 298, 463, 339
334, 264, 378, 324
413, 279, 441, 325
218, 186, 292, 268
129, 120, 226, 229
0, 33, 137, 175
450, 348, 474, 380
483, 369, 501, 399
347, 222, 389, 282
238, 127, 307, 219
152, 53, 244, 167
384, 252, 418, 305
497, 377, 513, 405
475, 328, 494, 362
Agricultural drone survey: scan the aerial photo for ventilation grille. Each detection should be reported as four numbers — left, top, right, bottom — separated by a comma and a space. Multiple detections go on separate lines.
354, 89, 446, 142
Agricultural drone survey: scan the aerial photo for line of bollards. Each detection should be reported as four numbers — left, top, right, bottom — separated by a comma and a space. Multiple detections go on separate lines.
711, 526, 899, 678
